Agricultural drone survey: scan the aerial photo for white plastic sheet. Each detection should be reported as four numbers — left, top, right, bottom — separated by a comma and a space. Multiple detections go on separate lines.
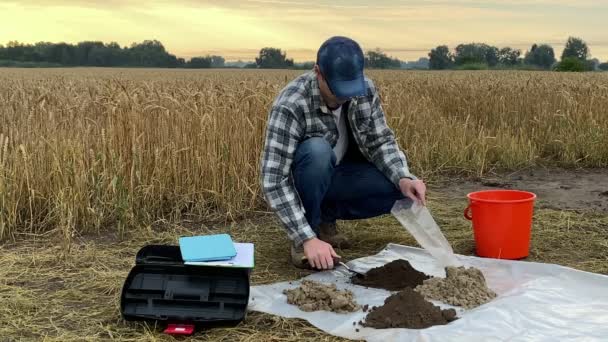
249, 243, 608, 341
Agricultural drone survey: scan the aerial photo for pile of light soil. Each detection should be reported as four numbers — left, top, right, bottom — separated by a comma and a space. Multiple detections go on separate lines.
283, 280, 360, 313
362, 288, 457, 329
415, 266, 496, 309
351, 259, 430, 291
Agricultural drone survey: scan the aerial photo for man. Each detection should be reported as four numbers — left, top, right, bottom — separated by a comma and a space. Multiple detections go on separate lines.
260, 36, 426, 270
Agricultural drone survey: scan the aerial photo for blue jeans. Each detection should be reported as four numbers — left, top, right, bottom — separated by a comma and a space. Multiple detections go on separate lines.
292, 137, 409, 235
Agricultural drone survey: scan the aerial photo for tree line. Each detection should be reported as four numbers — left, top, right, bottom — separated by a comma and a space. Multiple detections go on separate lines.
428, 37, 607, 71
0, 40, 403, 70
1, 37, 607, 71
0, 41, 312, 69
0, 40, 225, 68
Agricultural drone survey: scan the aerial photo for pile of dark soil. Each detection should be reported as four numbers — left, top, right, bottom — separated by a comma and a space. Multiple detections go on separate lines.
362, 288, 457, 329
351, 259, 430, 291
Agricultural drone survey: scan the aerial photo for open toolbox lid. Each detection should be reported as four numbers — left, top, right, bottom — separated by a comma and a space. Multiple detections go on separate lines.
121, 245, 250, 327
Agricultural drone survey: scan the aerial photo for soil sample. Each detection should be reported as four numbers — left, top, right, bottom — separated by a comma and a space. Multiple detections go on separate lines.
351, 259, 430, 291
362, 288, 457, 329
283, 280, 360, 313
415, 266, 496, 309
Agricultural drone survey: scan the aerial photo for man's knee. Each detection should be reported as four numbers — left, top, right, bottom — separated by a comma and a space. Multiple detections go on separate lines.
294, 137, 335, 170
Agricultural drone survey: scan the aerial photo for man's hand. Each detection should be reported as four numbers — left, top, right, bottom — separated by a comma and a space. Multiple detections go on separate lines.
399, 178, 427, 206
302, 238, 340, 270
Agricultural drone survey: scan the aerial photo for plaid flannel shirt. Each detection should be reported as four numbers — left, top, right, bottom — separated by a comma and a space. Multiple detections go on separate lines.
260, 71, 417, 246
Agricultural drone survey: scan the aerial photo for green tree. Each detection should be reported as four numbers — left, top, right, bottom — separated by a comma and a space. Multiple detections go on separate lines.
129, 40, 160, 66
561, 37, 589, 61
599, 62, 608, 71
60, 45, 75, 65
428, 45, 453, 70
186, 55, 225, 68
524, 44, 556, 69
81, 42, 121, 66
127, 40, 182, 67
75, 41, 105, 65
555, 57, 587, 72
255, 47, 294, 69
87, 46, 108, 66
210, 55, 225, 68
364, 49, 401, 69
33, 42, 53, 61
486, 46, 499, 66
5, 41, 35, 61
498, 47, 521, 66
187, 57, 212, 68
101, 42, 127, 66
54, 43, 76, 65
454, 43, 499, 67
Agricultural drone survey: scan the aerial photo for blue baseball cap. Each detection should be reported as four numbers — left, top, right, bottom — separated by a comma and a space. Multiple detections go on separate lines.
316, 36, 366, 99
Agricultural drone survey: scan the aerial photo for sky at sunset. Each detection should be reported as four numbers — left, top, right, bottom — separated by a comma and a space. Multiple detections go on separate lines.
1, 0, 607, 62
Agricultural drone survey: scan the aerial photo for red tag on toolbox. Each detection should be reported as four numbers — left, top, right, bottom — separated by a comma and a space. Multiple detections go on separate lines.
164, 324, 195, 335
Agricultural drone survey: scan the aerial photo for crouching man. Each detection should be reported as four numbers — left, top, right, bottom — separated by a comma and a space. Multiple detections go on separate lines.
260, 36, 426, 270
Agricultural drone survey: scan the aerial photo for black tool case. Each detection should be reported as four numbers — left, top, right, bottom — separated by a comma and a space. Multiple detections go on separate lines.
120, 245, 250, 328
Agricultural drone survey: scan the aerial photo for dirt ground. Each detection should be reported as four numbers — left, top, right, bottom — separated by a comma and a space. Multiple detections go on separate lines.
436, 167, 608, 212
1, 168, 607, 341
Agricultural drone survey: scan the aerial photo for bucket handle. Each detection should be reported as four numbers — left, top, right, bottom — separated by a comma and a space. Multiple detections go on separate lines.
464, 205, 473, 220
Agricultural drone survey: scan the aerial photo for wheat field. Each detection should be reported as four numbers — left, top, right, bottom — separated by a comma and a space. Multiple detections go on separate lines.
1, 68, 607, 241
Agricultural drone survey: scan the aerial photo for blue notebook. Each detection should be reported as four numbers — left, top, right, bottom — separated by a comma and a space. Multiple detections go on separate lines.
178, 234, 237, 262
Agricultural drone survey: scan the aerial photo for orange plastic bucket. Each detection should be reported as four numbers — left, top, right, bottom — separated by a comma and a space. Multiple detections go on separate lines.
464, 190, 536, 259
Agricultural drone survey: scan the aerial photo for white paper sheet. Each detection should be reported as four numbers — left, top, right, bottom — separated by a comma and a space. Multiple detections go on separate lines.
185, 243, 254, 268
248, 243, 608, 342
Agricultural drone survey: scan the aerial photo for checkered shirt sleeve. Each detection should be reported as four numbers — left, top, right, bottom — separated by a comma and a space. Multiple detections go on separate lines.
364, 85, 417, 186
260, 104, 316, 247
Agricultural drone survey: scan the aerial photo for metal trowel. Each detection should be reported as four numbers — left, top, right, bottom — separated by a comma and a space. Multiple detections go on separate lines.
301, 256, 366, 276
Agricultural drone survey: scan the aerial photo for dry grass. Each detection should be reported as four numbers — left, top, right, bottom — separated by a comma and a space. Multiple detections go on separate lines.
1, 193, 606, 341
1, 68, 607, 239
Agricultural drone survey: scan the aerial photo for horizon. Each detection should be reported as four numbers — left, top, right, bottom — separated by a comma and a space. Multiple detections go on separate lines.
1, 1, 607, 62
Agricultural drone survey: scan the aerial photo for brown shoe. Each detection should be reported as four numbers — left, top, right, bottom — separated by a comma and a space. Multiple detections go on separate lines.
318, 222, 351, 249
290, 244, 310, 269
